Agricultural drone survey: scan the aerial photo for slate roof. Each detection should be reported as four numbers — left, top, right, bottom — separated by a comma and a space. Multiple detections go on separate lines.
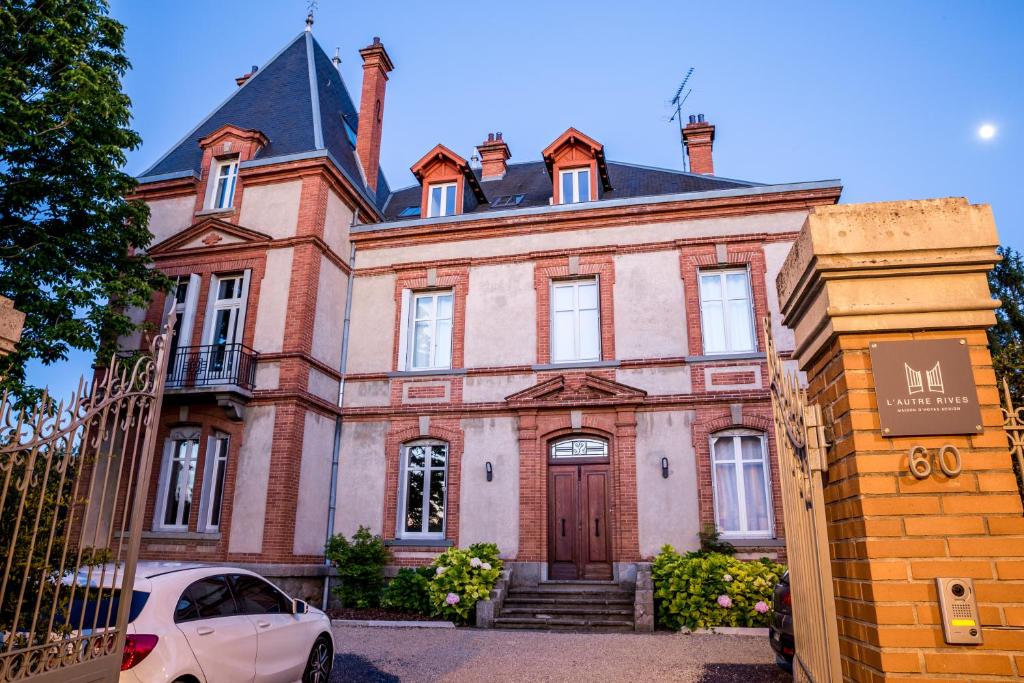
382, 160, 759, 221
139, 31, 385, 210
138, 30, 762, 221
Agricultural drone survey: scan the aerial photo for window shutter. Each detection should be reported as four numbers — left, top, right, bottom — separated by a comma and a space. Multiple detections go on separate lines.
235, 269, 252, 345
200, 275, 220, 346
396, 289, 411, 370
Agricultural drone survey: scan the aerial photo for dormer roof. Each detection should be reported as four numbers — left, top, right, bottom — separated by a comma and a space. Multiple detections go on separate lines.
410, 144, 487, 204
542, 127, 613, 192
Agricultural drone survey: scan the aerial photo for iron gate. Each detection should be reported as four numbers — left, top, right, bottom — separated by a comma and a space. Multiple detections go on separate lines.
764, 318, 842, 683
0, 314, 172, 683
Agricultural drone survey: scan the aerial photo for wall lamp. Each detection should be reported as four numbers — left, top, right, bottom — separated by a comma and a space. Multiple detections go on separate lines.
661, 457, 670, 479
485, 461, 493, 482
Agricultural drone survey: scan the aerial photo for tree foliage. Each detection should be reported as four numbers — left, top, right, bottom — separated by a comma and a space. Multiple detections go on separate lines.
989, 246, 1024, 403
0, 0, 168, 398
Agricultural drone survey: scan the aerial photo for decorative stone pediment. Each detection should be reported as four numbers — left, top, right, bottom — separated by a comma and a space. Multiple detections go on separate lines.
505, 373, 646, 406
148, 217, 272, 255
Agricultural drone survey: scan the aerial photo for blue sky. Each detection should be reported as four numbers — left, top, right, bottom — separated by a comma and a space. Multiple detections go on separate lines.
26, 0, 1024, 396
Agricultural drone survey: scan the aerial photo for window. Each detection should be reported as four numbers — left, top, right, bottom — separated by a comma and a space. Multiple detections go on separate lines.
209, 158, 239, 210
199, 433, 229, 532
229, 575, 290, 615
490, 193, 525, 208
551, 278, 600, 363
156, 427, 201, 530
205, 273, 247, 374
399, 441, 448, 538
408, 290, 453, 370
398, 206, 420, 218
551, 437, 608, 459
177, 576, 237, 621
559, 168, 590, 204
167, 276, 190, 373
711, 430, 772, 537
427, 182, 457, 217
343, 117, 358, 147
699, 269, 755, 354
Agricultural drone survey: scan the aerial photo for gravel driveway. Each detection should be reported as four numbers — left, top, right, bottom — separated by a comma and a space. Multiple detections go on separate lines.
329, 625, 793, 683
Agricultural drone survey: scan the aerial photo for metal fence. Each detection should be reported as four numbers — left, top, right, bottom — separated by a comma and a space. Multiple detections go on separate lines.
0, 316, 172, 682
165, 343, 257, 391
764, 318, 842, 683
1001, 379, 1024, 509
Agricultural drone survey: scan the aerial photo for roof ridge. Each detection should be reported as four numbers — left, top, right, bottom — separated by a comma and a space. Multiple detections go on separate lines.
606, 159, 761, 186
138, 31, 308, 177
304, 32, 324, 150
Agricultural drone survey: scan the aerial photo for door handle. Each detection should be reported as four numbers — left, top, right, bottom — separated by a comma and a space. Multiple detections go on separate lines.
561, 519, 566, 537
595, 517, 600, 537
196, 626, 214, 636
257, 620, 271, 629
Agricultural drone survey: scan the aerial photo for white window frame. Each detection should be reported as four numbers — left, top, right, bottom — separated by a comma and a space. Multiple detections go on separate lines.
709, 429, 774, 539
168, 274, 201, 384
153, 426, 202, 531
207, 157, 240, 210
405, 290, 454, 371
550, 277, 601, 363
198, 432, 230, 533
426, 182, 458, 217
558, 167, 591, 204
698, 267, 756, 355
397, 440, 449, 540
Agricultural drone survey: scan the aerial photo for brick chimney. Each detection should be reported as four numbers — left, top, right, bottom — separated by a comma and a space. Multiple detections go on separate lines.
682, 114, 715, 175
476, 132, 511, 180
356, 37, 394, 193
235, 65, 258, 87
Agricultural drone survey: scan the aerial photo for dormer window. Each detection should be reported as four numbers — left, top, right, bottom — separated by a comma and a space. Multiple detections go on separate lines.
427, 182, 457, 218
559, 168, 591, 204
210, 157, 239, 209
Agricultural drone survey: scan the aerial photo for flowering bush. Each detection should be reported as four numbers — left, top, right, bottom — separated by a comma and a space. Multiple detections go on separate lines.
427, 546, 503, 624
652, 546, 784, 630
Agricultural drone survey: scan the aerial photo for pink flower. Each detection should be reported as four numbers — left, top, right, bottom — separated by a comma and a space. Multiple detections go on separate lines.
445, 592, 460, 606
717, 594, 733, 608
755, 601, 770, 614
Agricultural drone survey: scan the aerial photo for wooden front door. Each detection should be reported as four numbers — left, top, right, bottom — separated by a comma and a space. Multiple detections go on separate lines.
548, 464, 612, 580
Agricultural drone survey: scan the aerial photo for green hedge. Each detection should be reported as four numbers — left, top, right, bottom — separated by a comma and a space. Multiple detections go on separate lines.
652, 546, 784, 629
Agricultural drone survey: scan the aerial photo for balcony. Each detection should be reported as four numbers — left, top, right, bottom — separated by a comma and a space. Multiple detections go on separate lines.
165, 344, 258, 419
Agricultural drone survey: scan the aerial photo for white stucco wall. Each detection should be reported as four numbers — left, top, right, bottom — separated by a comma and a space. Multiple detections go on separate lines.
635, 409, 700, 557
228, 405, 276, 554
308, 367, 339, 404
458, 417, 519, 557
358, 211, 809, 269
464, 263, 537, 367
254, 361, 280, 391
324, 188, 353, 261
763, 241, 797, 352
334, 421, 388, 536
311, 255, 347, 369
616, 366, 691, 395
238, 180, 301, 239
462, 374, 537, 404
614, 251, 686, 359
253, 248, 293, 353
293, 410, 337, 555
346, 275, 396, 374
342, 380, 390, 408
146, 196, 195, 245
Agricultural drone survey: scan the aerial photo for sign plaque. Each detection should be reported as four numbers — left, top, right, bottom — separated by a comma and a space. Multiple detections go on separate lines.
869, 339, 983, 437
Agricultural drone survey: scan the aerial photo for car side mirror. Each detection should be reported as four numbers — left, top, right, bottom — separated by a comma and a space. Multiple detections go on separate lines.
291, 598, 309, 615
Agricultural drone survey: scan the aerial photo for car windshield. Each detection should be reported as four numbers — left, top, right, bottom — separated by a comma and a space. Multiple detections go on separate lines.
58, 589, 150, 629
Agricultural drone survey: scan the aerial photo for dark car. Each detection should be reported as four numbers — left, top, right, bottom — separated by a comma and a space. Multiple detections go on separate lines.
769, 571, 795, 671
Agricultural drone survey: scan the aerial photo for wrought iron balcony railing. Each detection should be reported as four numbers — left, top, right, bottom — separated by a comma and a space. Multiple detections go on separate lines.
166, 343, 258, 392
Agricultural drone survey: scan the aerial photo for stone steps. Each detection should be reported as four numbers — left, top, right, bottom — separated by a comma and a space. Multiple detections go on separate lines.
494, 580, 636, 632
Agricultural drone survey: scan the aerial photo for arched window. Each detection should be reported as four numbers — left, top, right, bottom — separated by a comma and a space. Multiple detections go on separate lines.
710, 429, 772, 537
399, 440, 448, 539
550, 436, 608, 460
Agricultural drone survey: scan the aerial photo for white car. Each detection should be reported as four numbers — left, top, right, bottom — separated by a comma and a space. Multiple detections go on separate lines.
91, 562, 335, 682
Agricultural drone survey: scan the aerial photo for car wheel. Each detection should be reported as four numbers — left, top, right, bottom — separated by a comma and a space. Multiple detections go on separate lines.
303, 635, 333, 683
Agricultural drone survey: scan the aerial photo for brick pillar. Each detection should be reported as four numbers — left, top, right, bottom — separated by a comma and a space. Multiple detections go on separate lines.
0, 296, 24, 357
778, 198, 1024, 680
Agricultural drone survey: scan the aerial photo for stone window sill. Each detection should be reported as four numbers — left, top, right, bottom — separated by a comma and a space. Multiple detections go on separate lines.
385, 539, 453, 548
139, 530, 221, 542
724, 538, 786, 548
195, 207, 234, 217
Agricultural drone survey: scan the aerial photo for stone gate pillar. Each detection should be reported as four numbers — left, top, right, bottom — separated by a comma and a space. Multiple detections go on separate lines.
778, 198, 1024, 681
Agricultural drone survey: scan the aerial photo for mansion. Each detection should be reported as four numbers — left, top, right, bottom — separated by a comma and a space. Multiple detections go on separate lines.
126, 22, 841, 599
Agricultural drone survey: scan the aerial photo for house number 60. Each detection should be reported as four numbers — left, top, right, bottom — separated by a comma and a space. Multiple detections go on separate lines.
908, 445, 962, 479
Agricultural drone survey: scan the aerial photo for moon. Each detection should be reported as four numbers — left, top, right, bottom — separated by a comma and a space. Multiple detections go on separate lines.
978, 123, 997, 140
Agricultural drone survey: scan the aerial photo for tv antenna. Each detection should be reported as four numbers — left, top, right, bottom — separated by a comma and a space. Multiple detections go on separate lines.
669, 68, 695, 170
